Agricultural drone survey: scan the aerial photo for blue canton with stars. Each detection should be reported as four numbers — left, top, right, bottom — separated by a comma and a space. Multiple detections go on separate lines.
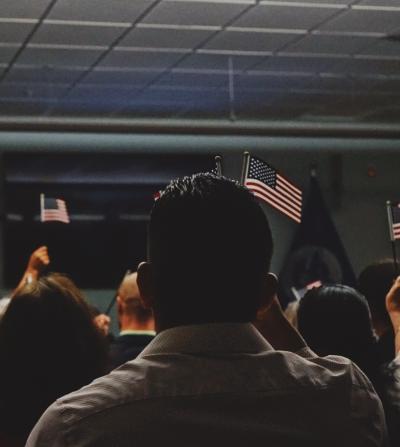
392, 203, 400, 225
248, 157, 277, 188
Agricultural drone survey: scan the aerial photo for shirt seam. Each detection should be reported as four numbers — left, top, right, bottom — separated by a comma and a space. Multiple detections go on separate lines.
60, 382, 371, 428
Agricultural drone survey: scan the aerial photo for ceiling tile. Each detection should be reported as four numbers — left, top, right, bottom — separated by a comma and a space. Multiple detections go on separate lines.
368, 78, 400, 94
283, 35, 377, 55
250, 55, 343, 74
48, 0, 156, 22
363, 107, 400, 123
119, 27, 214, 49
14, 47, 105, 67
307, 75, 375, 93
117, 102, 188, 118
4, 66, 84, 83
235, 72, 313, 91
238, 105, 310, 121
143, 86, 227, 103
320, 9, 400, 33
0, 46, 19, 64
0, 23, 36, 43
272, 90, 342, 111
203, 30, 298, 52
0, 83, 68, 99
83, 68, 159, 85
179, 105, 230, 120
66, 85, 139, 104
358, 0, 400, 6
235, 89, 281, 107
320, 94, 398, 117
267, 0, 350, 3
0, 100, 50, 116
99, 49, 184, 69
334, 57, 400, 76
157, 71, 226, 88
176, 53, 264, 71
50, 100, 121, 117
0, 0, 52, 19
142, 1, 249, 26
0, 0, 398, 125
126, 87, 230, 117
31, 24, 126, 46
358, 38, 400, 57
233, 4, 339, 30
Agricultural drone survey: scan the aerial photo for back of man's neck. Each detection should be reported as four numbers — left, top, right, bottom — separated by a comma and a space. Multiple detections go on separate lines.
120, 320, 154, 333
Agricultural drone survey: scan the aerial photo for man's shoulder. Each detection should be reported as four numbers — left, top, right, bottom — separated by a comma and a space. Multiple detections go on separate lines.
61, 348, 373, 419
26, 360, 152, 446
56, 348, 375, 412
26, 349, 384, 446
290, 347, 375, 391
60, 359, 151, 417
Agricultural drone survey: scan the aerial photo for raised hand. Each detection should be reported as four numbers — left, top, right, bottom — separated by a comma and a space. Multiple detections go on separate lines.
26, 246, 50, 276
386, 276, 400, 356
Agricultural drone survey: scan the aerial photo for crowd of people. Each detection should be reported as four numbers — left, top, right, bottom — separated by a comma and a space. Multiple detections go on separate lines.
0, 173, 399, 446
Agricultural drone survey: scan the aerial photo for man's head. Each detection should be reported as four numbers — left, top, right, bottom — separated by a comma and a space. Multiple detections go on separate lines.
117, 272, 154, 331
138, 173, 275, 329
358, 259, 397, 335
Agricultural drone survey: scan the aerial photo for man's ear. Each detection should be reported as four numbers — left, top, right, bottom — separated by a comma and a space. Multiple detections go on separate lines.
258, 272, 278, 313
137, 262, 155, 309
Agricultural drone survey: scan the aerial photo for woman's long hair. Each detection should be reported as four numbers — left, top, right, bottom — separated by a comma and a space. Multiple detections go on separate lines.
0, 273, 108, 441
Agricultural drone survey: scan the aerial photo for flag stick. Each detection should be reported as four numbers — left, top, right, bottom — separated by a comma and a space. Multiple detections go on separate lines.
392, 243, 399, 277
215, 155, 223, 176
40, 193, 45, 223
240, 151, 250, 186
105, 269, 131, 315
386, 200, 399, 275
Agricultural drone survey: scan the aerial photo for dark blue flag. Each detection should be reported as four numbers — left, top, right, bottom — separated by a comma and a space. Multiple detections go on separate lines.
279, 175, 356, 307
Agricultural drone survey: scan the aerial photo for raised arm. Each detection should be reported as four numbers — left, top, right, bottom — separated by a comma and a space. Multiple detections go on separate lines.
13, 246, 50, 295
386, 276, 400, 357
254, 295, 307, 353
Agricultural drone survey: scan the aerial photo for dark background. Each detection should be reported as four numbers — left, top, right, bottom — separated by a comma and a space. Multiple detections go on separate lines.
4, 153, 214, 288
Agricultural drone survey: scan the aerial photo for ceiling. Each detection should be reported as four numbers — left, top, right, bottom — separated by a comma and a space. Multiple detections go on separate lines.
0, 0, 400, 126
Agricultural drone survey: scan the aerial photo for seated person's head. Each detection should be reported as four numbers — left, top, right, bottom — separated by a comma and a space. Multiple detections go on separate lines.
138, 173, 274, 329
0, 273, 107, 440
117, 272, 154, 330
358, 259, 396, 335
297, 284, 378, 375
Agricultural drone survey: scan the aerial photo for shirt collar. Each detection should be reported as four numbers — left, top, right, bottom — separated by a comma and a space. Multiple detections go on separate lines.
138, 322, 273, 358
119, 330, 156, 336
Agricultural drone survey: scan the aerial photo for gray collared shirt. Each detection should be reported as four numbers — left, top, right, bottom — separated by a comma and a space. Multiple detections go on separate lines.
26, 323, 386, 447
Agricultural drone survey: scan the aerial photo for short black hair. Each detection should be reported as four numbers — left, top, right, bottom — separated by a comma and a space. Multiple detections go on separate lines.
358, 259, 396, 327
149, 173, 273, 325
297, 284, 379, 381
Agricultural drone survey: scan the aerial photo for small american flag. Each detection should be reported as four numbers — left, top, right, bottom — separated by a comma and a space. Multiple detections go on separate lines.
244, 155, 302, 223
389, 202, 400, 240
40, 194, 70, 224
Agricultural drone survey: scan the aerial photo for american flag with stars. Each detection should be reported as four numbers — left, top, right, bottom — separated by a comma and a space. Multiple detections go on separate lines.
244, 156, 302, 223
40, 194, 70, 224
389, 202, 400, 240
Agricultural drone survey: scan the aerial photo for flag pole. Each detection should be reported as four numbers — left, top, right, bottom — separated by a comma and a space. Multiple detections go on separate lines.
240, 151, 250, 186
386, 200, 399, 275
40, 193, 45, 223
215, 155, 223, 176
